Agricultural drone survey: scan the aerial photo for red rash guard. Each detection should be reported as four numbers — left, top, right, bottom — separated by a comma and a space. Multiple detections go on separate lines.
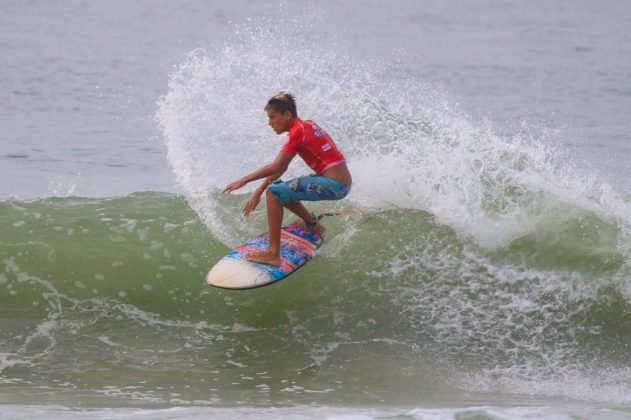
280, 118, 345, 175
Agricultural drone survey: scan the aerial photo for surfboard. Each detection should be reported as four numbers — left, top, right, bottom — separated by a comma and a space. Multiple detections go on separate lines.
206, 221, 324, 290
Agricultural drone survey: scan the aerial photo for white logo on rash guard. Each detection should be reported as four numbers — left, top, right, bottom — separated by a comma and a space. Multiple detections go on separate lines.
322, 143, 332, 152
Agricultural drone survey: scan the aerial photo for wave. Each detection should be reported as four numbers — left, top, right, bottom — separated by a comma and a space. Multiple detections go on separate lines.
1, 191, 631, 405
150, 14, 631, 403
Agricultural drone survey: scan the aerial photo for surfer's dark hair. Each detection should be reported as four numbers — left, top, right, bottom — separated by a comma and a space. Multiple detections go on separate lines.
265, 91, 297, 117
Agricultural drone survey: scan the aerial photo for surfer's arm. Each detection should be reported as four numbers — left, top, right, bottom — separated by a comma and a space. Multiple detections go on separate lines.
223, 152, 294, 193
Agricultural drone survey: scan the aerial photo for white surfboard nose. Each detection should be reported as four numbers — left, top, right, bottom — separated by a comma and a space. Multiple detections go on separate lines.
206, 259, 272, 289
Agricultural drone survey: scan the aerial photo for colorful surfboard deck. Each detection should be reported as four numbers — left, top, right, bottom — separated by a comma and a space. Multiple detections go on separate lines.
206, 221, 324, 290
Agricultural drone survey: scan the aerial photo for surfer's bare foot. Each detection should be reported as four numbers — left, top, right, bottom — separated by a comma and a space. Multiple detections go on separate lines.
246, 250, 281, 266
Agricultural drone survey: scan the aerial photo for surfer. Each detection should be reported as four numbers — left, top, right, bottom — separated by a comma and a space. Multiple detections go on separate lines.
223, 91, 352, 266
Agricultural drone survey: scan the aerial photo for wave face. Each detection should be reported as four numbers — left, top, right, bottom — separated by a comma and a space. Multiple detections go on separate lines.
3, 15, 631, 409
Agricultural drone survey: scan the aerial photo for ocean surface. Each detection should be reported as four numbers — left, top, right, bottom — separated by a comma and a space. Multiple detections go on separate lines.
2, 1, 631, 419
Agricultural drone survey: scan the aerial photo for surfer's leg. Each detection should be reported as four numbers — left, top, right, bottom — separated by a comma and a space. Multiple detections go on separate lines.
278, 176, 350, 232
266, 175, 350, 233
284, 201, 312, 223
265, 178, 316, 229
245, 189, 282, 266
285, 201, 325, 233
265, 189, 283, 257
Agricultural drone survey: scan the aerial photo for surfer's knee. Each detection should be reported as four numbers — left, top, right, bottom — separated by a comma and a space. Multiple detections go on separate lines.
265, 188, 281, 204
266, 180, 292, 205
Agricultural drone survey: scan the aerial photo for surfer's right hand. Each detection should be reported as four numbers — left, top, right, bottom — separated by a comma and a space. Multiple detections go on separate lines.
242, 193, 261, 218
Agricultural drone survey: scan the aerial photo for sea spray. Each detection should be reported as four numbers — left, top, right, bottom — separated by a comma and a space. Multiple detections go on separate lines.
156, 16, 631, 253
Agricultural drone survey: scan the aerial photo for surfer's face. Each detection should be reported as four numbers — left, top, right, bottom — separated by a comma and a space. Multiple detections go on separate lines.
267, 110, 293, 134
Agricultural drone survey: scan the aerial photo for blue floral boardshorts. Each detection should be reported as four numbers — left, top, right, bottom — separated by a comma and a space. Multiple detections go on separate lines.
268, 175, 351, 205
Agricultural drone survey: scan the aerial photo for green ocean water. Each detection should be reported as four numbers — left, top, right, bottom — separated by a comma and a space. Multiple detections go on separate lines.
1, 192, 631, 415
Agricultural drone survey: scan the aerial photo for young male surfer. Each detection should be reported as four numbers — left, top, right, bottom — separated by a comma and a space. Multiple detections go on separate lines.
223, 92, 352, 266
